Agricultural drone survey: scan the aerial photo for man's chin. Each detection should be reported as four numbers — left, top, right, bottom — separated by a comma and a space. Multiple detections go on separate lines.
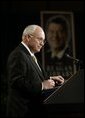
36, 49, 41, 52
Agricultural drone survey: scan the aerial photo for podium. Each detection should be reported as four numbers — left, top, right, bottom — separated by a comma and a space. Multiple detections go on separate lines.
43, 69, 84, 104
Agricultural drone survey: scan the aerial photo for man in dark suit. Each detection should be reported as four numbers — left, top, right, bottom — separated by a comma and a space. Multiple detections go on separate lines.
6, 25, 64, 117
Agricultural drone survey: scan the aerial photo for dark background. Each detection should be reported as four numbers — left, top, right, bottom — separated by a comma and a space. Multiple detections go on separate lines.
1, 0, 84, 117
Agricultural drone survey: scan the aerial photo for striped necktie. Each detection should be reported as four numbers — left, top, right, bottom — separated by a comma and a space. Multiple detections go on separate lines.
32, 55, 41, 71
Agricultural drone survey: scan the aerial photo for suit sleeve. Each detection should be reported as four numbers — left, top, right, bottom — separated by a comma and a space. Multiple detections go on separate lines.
7, 51, 42, 98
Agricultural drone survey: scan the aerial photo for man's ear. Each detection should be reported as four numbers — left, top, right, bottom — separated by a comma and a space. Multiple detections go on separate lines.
27, 34, 31, 38
25, 35, 30, 41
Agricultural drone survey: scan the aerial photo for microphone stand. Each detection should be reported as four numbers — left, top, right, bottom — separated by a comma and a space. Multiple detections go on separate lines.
65, 54, 82, 71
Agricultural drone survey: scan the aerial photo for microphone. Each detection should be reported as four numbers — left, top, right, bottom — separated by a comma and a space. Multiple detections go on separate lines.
65, 53, 83, 71
65, 53, 80, 63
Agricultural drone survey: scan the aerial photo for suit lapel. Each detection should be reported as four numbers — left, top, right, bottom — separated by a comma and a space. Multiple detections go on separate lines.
19, 43, 45, 80
28, 55, 45, 80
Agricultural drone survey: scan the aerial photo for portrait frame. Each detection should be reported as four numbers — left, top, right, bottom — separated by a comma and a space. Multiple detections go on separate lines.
40, 11, 77, 77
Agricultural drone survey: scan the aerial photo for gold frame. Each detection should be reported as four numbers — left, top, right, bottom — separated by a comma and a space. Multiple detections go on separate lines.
40, 11, 76, 74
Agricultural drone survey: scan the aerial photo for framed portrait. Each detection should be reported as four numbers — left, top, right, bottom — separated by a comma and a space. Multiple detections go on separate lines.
40, 11, 77, 79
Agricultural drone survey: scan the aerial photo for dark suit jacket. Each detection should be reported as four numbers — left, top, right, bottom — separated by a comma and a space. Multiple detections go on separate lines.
6, 43, 48, 117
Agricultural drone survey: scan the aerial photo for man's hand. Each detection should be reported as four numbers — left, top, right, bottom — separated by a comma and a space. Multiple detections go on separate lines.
42, 76, 64, 90
42, 79, 55, 90
50, 75, 64, 85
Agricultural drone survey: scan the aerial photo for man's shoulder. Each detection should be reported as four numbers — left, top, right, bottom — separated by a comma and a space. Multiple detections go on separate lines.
8, 44, 25, 59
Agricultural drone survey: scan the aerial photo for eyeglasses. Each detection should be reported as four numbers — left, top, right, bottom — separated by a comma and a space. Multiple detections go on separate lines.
28, 34, 46, 44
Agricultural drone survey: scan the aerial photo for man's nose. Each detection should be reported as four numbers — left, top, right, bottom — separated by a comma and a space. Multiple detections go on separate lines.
40, 41, 44, 46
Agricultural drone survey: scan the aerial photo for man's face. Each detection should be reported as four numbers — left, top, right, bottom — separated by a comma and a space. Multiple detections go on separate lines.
47, 23, 67, 50
28, 27, 45, 53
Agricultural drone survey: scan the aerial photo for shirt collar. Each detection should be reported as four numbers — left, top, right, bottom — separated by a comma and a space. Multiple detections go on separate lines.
51, 46, 67, 59
21, 41, 34, 56
52, 49, 65, 59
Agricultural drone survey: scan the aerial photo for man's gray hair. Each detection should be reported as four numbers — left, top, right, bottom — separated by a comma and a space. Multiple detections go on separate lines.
22, 25, 38, 39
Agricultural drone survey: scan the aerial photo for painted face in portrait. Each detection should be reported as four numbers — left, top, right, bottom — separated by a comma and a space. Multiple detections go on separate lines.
46, 23, 68, 51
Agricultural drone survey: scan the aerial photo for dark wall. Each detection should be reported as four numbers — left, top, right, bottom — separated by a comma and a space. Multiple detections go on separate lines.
1, 0, 84, 117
